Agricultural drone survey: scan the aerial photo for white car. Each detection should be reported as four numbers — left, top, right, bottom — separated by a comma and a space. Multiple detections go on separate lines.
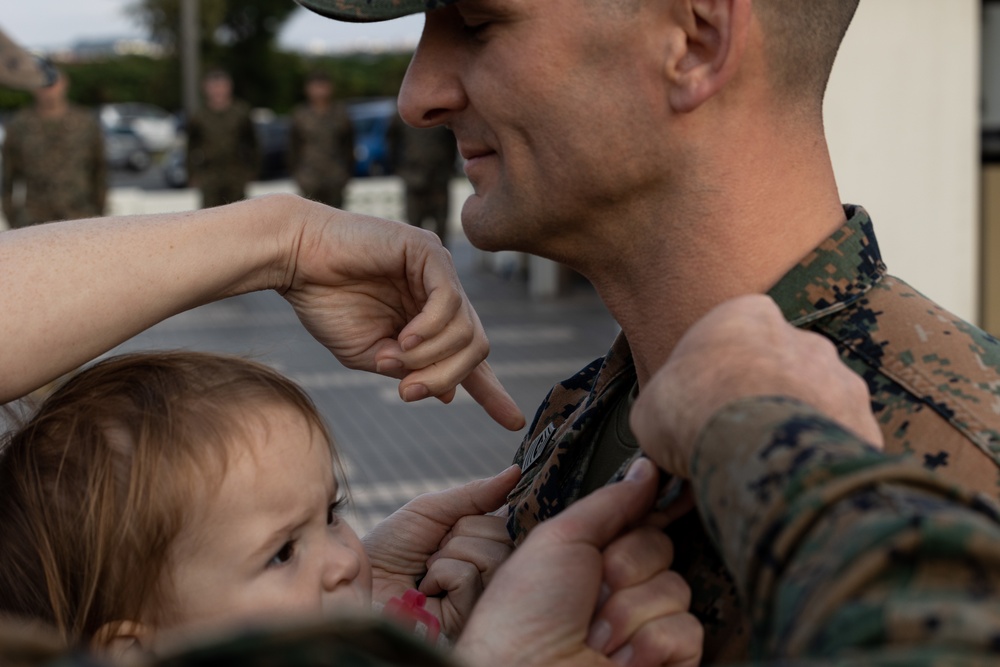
100, 103, 178, 153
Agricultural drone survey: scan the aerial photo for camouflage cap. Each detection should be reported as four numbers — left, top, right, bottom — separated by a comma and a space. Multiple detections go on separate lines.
0, 25, 56, 90
294, 0, 458, 23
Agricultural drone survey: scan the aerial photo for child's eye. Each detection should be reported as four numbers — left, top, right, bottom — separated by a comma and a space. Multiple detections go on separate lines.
268, 541, 296, 567
327, 496, 348, 526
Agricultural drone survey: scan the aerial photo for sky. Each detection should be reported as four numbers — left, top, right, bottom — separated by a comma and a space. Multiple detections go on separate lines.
2, 1, 425, 53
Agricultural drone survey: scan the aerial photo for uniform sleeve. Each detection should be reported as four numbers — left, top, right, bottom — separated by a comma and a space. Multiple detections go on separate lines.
691, 396, 1000, 664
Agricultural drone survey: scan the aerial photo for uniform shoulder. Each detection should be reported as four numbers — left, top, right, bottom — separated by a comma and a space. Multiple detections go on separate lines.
5, 108, 33, 131
231, 99, 253, 118
837, 273, 1000, 444
65, 105, 100, 128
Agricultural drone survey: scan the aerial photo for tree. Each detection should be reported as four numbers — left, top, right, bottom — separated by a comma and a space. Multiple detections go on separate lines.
129, 0, 298, 108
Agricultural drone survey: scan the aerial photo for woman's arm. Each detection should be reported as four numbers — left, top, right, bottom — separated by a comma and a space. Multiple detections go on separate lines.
0, 193, 524, 429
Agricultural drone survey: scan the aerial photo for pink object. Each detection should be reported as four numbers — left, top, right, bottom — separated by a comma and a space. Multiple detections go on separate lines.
384, 589, 442, 643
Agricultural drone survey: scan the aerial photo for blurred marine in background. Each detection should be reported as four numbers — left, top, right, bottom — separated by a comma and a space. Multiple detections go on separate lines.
289, 70, 355, 208
186, 68, 259, 209
388, 116, 457, 248
1, 65, 106, 229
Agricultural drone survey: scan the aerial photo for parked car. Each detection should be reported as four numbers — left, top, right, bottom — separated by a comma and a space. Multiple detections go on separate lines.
347, 98, 397, 177
100, 103, 178, 153
162, 111, 289, 188
104, 125, 152, 172
254, 112, 290, 181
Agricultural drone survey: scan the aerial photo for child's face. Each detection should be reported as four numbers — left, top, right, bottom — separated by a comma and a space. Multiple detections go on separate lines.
154, 403, 371, 645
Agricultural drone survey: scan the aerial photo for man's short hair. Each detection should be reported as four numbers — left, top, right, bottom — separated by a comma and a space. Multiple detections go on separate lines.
754, 0, 861, 107
203, 68, 231, 82
305, 70, 332, 84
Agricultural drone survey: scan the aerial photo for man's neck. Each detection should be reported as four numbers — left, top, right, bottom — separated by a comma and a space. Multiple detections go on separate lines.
583, 129, 847, 388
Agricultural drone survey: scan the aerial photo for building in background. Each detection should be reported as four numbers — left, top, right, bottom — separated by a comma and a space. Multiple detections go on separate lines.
982, 0, 1000, 335
822, 1, 982, 330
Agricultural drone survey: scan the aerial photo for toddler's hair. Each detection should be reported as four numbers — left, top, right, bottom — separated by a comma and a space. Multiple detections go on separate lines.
0, 351, 341, 645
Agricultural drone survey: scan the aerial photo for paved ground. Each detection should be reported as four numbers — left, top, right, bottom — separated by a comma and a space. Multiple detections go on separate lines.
98, 182, 620, 534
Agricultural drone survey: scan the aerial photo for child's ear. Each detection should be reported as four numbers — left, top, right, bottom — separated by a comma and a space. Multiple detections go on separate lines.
91, 620, 154, 661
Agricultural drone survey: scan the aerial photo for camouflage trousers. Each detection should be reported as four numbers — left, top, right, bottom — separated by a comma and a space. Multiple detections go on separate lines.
300, 182, 346, 209
404, 183, 450, 247
200, 181, 247, 209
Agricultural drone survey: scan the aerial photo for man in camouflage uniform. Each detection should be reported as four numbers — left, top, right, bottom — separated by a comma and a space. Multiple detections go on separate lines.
2, 69, 106, 228
388, 115, 457, 247
630, 295, 1000, 665
186, 69, 259, 209
298, 0, 1000, 663
289, 71, 355, 208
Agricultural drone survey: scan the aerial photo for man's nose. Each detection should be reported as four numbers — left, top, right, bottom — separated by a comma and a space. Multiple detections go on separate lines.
397, 11, 467, 128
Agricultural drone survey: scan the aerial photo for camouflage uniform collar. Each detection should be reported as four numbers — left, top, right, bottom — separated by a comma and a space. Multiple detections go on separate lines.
591, 330, 635, 397
768, 205, 886, 328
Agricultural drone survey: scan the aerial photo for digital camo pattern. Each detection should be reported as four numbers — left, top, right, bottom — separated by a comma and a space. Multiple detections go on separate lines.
289, 103, 355, 208
505, 205, 1000, 664
296, 0, 457, 23
186, 100, 258, 208
1, 105, 106, 227
693, 396, 1000, 664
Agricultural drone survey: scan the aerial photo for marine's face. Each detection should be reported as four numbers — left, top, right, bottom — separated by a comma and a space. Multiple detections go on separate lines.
203, 76, 233, 109
153, 403, 370, 648
306, 79, 333, 104
398, 0, 668, 259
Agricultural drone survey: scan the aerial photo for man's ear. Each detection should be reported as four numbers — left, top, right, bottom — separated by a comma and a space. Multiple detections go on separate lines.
665, 0, 752, 113
91, 620, 154, 661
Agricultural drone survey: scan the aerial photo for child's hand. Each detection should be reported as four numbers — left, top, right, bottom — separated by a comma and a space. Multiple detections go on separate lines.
362, 465, 521, 639
456, 459, 702, 667
418, 511, 514, 636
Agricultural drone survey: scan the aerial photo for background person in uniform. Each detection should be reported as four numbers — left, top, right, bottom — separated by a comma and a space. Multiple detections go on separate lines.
388, 115, 457, 248
289, 70, 355, 208
1, 69, 105, 229
186, 69, 259, 209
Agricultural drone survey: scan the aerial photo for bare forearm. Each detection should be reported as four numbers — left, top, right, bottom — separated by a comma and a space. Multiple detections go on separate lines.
0, 193, 306, 401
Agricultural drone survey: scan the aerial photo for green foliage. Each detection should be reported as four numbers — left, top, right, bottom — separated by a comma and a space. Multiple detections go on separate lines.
130, 0, 298, 109
0, 51, 411, 115
1, 0, 411, 115
299, 52, 412, 100
0, 89, 31, 113
63, 57, 181, 109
